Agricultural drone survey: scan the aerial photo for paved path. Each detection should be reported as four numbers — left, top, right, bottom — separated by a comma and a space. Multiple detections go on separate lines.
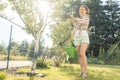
0, 61, 32, 69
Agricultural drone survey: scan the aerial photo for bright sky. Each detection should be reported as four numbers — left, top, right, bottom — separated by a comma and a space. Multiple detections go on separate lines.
0, 0, 53, 48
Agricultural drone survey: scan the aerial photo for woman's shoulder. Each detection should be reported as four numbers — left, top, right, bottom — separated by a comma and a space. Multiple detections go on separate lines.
77, 16, 89, 21
83, 15, 89, 19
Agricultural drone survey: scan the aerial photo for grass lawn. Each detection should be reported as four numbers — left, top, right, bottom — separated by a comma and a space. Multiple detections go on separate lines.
6, 64, 120, 80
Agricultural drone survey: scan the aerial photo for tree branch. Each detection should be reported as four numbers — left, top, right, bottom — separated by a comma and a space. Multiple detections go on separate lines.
11, 0, 29, 28
0, 16, 25, 29
40, 12, 53, 34
41, 19, 53, 33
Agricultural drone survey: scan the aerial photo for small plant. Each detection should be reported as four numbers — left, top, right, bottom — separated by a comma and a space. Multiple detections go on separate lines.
52, 56, 63, 67
36, 56, 48, 69
0, 71, 6, 80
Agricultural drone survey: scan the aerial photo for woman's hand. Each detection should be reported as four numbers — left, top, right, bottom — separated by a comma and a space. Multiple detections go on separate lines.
70, 16, 77, 22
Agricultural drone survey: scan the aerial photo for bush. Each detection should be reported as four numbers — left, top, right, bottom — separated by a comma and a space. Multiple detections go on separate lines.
52, 56, 61, 67
88, 57, 102, 64
36, 57, 48, 69
103, 43, 120, 65
69, 58, 78, 63
0, 71, 6, 80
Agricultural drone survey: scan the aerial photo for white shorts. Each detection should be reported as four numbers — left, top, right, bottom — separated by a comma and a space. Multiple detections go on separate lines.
73, 30, 90, 45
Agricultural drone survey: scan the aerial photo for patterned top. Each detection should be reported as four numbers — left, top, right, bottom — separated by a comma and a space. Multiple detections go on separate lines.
73, 16, 89, 33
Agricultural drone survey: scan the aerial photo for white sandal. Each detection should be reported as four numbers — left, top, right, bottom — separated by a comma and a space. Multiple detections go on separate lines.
78, 72, 83, 76
81, 74, 87, 77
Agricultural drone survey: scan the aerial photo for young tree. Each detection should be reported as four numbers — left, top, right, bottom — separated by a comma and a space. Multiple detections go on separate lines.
50, 0, 74, 60
0, 0, 52, 72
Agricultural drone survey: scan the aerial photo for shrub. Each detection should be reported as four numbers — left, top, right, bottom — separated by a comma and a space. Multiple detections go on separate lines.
51, 56, 64, 67
0, 71, 6, 80
88, 57, 102, 64
36, 57, 48, 69
69, 58, 78, 63
52, 56, 60, 67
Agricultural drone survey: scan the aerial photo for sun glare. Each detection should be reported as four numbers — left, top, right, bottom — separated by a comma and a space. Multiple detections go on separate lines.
38, 1, 50, 15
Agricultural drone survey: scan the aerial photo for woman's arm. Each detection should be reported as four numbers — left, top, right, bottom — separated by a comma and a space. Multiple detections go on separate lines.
70, 16, 78, 22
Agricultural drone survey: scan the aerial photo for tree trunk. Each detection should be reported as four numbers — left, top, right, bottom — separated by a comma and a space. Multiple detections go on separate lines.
31, 37, 40, 72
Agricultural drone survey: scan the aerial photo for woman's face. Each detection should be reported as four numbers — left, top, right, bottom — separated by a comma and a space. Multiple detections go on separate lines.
79, 6, 87, 16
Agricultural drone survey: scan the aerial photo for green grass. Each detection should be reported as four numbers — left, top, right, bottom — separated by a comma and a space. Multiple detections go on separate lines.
5, 64, 120, 80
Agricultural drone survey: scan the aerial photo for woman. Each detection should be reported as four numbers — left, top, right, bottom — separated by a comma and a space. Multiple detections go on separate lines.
71, 5, 90, 77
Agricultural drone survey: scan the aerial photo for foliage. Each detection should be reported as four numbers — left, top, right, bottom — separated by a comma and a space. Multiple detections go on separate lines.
51, 0, 120, 65
9, 41, 19, 56
0, 0, 52, 71
50, 19, 73, 63
27, 41, 35, 58
51, 55, 64, 67
51, 19, 73, 46
84, 0, 106, 57
50, 0, 74, 50
86, 0, 120, 57
36, 57, 48, 69
0, 43, 6, 54
0, 45, 4, 52
88, 57, 102, 64
104, 41, 120, 64
18, 40, 29, 56
0, 0, 7, 10
0, 71, 6, 80
101, 1, 120, 50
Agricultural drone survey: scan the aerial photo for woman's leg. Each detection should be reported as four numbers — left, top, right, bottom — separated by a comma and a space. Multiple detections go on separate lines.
79, 43, 88, 76
76, 45, 83, 75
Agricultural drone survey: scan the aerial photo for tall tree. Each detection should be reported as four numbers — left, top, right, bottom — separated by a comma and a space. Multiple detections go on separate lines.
83, 0, 120, 57
0, 0, 52, 72
50, 0, 75, 58
84, 0, 105, 57
103, 0, 120, 49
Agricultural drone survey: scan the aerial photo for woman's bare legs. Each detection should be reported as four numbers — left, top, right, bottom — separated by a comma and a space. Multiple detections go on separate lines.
76, 46, 84, 76
76, 43, 88, 77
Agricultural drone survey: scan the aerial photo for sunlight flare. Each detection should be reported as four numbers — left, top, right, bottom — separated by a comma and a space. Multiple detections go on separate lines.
38, 0, 50, 16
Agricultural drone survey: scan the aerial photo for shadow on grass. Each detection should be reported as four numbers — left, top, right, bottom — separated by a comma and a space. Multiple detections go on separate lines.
58, 64, 119, 80
59, 65, 81, 80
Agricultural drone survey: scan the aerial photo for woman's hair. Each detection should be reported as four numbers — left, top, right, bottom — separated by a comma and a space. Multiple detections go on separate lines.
79, 5, 90, 15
